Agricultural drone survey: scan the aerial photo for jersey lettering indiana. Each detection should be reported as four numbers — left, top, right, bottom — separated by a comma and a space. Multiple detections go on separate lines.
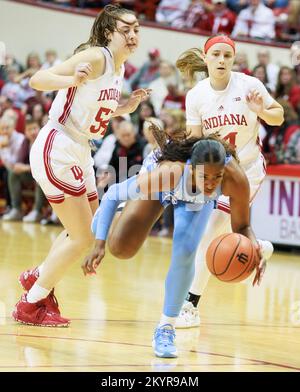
49, 47, 124, 141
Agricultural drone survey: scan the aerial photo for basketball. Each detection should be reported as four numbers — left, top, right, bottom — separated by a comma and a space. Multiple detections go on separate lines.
206, 233, 257, 283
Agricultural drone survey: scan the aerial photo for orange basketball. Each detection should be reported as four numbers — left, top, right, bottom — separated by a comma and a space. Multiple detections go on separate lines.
206, 233, 257, 283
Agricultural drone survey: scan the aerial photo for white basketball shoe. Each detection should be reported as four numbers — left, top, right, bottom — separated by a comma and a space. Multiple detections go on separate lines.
175, 302, 200, 329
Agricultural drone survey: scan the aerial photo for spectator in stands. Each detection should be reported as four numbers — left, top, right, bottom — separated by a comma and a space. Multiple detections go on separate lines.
226, 0, 248, 13
232, 0, 276, 40
256, 49, 279, 92
264, 0, 289, 8
233, 51, 252, 75
31, 103, 46, 127
136, 101, 156, 135
171, 0, 212, 30
0, 97, 26, 133
41, 49, 62, 70
159, 108, 186, 140
252, 64, 272, 92
0, 115, 25, 220
290, 41, 300, 84
15, 52, 41, 104
275, 66, 300, 112
155, 0, 190, 26
262, 98, 299, 164
162, 82, 185, 111
130, 48, 161, 90
1, 66, 25, 109
278, 0, 300, 43
283, 128, 300, 163
0, 54, 23, 83
93, 115, 129, 177
2, 117, 46, 222
205, 0, 236, 35
107, 120, 146, 184
148, 61, 179, 115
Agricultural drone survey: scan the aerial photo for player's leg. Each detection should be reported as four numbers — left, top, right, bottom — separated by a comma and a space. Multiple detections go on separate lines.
153, 201, 214, 358
108, 199, 163, 259
13, 194, 96, 326
176, 209, 231, 328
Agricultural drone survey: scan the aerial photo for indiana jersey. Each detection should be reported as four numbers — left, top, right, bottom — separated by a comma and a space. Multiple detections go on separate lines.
49, 46, 124, 142
186, 72, 274, 166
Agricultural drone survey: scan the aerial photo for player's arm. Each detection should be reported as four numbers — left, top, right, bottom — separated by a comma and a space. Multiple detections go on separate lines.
29, 47, 105, 91
112, 88, 152, 116
223, 161, 265, 285
81, 161, 184, 275
246, 85, 284, 126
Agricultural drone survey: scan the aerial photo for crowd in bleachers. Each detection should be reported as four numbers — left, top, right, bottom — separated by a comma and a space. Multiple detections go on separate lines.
1, 2, 300, 230
41, 0, 300, 43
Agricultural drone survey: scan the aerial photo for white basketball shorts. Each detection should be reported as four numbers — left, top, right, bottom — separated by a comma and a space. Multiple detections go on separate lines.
30, 122, 98, 204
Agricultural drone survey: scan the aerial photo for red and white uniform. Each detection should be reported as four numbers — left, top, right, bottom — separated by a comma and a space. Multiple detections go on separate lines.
186, 71, 274, 210
30, 47, 124, 203
186, 71, 275, 294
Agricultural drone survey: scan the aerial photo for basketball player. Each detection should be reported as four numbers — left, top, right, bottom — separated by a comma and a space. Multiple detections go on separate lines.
81, 131, 265, 358
12, 5, 150, 327
175, 35, 284, 328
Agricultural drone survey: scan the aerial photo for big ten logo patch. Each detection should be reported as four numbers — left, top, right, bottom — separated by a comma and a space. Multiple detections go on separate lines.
290, 301, 300, 326
0, 301, 6, 325
71, 166, 84, 183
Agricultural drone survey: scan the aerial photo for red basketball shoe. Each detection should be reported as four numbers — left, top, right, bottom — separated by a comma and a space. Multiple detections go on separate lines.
19, 267, 61, 315
12, 294, 70, 327
19, 267, 39, 291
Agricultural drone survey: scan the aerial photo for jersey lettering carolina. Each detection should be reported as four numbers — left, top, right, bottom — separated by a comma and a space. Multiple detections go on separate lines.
49, 47, 124, 141
186, 72, 274, 166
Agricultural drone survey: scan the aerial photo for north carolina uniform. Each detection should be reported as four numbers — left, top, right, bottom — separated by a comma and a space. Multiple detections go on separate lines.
30, 47, 124, 203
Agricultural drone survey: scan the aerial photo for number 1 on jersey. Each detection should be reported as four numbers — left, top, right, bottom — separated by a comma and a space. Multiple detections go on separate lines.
90, 107, 112, 135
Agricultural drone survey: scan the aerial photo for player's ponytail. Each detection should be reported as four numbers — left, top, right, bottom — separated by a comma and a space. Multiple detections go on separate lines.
176, 48, 208, 82
74, 4, 136, 53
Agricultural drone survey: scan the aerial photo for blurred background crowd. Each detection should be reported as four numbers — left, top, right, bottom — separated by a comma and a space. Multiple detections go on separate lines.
0, 0, 299, 235
42, 0, 300, 43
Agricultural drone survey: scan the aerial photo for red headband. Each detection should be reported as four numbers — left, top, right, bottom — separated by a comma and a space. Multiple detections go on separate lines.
204, 36, 235, 54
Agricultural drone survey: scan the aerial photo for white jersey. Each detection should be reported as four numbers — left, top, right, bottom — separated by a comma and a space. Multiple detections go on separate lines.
49, 46, 124, 142
186, 71, 274, 167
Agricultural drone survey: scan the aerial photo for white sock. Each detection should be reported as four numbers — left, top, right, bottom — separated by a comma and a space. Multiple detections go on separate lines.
27, 283, 50, 303
158, 314, 176, 328
38, 263, 45, 275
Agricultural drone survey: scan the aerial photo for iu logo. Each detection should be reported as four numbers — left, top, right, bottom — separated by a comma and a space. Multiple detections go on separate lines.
236, 253, 248, 264
71, 166, 84, 183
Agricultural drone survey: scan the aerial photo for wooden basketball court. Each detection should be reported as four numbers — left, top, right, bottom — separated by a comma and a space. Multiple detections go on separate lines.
0, 222, 299, 372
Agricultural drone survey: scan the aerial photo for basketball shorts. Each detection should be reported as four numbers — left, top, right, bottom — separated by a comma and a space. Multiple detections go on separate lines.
30, 122, 98, 204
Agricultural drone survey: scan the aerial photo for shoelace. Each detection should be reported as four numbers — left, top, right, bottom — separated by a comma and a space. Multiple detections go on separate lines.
48, 290, 59, 310
156, 328, 175, 344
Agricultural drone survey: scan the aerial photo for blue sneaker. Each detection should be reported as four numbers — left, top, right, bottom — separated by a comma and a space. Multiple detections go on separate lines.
152, 324, 178, 358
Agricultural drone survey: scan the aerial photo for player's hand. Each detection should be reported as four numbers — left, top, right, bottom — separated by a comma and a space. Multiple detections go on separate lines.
81, 240, 106, 276
252, 242, 266, 286
125, 88, 152, 113
73, 63, 92, 87
246, 89, 264, 115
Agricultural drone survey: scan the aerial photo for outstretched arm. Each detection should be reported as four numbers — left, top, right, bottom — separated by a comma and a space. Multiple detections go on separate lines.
81, 161, 183, 275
